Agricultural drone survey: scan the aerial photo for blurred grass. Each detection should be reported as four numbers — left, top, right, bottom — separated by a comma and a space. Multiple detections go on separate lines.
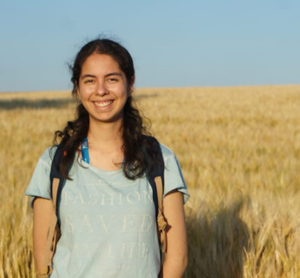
0, 85, 299, 277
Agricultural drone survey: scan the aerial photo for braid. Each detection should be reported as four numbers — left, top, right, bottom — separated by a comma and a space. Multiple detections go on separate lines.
53, 104, 89, 179
122, 96, 148, 179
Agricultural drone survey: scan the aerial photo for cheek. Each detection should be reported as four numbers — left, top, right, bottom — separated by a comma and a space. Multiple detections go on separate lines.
78, 86, 94, 100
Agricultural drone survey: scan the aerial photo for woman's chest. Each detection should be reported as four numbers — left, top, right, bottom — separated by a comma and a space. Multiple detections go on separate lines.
58, 168, 156, 236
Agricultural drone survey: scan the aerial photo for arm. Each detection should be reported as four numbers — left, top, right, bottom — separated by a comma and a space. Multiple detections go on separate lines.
161, 191, 188, 278
33, 197, 53, 276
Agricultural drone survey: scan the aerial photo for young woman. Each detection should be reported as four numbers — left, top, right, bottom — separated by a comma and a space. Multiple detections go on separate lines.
26, 38, 189, 278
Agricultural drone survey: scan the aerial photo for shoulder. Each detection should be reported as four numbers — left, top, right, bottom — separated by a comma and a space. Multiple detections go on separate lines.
157, 142, 190, 202
25, 146, 58, 202
158, 142, 184, 173
159, 143, 177, 161
37, 145, 58, 168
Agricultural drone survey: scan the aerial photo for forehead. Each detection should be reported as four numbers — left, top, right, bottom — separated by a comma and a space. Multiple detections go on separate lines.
81, 53, 122, 75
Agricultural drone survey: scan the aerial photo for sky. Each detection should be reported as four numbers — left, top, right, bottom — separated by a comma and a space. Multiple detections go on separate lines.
0, 0, 299, 92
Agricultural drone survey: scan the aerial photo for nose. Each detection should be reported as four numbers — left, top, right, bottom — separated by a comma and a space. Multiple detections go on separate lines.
96, 80, 108, 96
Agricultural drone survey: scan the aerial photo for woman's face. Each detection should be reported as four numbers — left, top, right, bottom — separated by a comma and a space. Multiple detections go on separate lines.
77, 53, 133, 125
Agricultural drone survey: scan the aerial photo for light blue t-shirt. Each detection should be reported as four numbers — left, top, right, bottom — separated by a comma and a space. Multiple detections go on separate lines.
26, 143, 189, 278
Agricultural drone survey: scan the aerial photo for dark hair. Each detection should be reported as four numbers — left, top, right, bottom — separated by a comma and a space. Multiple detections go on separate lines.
71, 38, 135, 95
54, 38, 151, 180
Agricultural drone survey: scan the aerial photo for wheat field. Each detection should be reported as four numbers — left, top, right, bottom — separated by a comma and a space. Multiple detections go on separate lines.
0, 85, 299, 278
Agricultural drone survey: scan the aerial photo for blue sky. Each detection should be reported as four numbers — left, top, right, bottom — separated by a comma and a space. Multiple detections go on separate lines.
0, 0, 299, 92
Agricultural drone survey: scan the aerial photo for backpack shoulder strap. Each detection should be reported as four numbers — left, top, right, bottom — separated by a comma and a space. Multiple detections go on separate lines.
50, 144, 66, 225
142, 135, 168, 252
142, 136, 164, 215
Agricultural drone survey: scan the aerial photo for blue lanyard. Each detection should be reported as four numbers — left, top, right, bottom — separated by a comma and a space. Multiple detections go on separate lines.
81, 137, 90, 164
81, 137, 125, 167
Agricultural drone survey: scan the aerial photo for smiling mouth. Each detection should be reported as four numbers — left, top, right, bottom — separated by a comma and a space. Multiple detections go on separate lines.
94, 100, 113, 108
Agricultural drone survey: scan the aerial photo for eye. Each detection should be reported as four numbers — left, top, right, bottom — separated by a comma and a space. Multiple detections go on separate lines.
107, 77, 118, 83
84, 79, 95, 84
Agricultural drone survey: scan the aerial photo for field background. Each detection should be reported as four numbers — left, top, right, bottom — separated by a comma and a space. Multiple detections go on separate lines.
0, 85, 299, 278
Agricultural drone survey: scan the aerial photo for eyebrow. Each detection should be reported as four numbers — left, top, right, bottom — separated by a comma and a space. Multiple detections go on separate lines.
80, 72, 123, 79
105, 72, 123, 77
80, 74, 96, 79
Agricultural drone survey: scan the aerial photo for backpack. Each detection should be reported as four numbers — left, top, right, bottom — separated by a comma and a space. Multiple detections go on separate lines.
41, 136, 168, 276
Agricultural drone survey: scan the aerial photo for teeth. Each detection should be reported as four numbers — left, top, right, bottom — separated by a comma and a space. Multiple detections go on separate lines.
94, 101, 113, 107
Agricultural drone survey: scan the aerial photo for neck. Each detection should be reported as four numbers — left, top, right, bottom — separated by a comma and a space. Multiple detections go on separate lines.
87, 118, 124, 153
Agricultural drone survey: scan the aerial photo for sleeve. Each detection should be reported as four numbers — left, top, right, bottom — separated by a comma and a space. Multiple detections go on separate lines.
160, 144, 190, 204
25, 147, 55, 207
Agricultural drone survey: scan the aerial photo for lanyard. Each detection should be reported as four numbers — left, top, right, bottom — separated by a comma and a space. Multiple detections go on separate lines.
81, 137, 125, 167
81, 137, 90, 164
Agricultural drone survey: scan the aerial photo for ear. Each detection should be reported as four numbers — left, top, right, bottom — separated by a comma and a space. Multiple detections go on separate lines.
128, 76, 135, 96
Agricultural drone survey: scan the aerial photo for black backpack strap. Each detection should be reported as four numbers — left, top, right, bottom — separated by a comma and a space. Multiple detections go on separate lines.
142, 136, 165, 218
50, 144, 66, 226
142, 136, 168, 252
